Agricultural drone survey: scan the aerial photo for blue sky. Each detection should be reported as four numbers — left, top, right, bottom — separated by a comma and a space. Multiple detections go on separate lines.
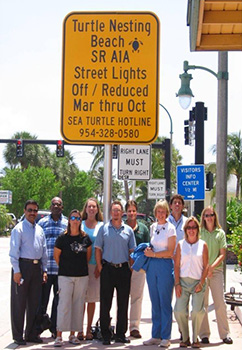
0, 0, 241, 172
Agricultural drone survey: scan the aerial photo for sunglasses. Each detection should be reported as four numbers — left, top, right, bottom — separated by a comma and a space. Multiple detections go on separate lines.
70, 216, 81, 221
187, 226, 198, 230
51, 202, 62, 207
204, 213, 215, 218
26, 208, 38, 213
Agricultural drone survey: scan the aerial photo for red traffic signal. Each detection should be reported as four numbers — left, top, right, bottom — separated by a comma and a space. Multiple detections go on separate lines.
56, 140, 64, 157
16, 139, 24, 157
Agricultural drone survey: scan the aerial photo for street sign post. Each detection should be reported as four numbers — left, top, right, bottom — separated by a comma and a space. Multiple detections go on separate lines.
0, 190, 12, 204
61, 12, 160, 144
118, 145, 151, 180
177, 165, 205, 201
148, 179, 166, 200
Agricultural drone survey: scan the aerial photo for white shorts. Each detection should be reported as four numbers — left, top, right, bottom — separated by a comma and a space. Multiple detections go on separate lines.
86, 264, 100, 303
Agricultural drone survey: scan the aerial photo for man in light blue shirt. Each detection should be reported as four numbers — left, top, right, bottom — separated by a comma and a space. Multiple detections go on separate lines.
9, 199, 48, 346
95, 200, 136, 345
168, 194, 187, 245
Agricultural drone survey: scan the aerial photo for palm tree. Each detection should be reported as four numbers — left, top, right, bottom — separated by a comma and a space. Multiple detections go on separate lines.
212, 131, 242, 199
227, 131, 242, 199
3, 131, 51, 169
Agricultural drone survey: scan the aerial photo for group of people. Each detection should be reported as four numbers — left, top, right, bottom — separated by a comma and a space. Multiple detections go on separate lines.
9, 194, 233, 348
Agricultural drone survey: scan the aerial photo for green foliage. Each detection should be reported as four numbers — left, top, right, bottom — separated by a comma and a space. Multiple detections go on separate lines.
226, 198, 242, 272
226, 198, 242, 238
0, 205, 12, 235
62, 171, 96, 215
1, 166, 61, 218
228, 225, 242, 273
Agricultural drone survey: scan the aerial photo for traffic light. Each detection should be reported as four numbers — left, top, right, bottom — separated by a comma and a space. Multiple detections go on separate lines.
206, 171, 214, 190
184, 121, 189, 145
56, 140, 64, 157
112, 145, 118, 159
16, 139, 24, 157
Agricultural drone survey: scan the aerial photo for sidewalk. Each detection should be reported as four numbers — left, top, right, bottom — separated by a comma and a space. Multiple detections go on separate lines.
1, 236, 241, 349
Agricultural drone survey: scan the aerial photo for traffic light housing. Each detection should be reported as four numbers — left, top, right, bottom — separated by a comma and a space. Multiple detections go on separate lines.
184, 121, 189, 145
112, 145, 118, 159
16, 139, 24, 157
56, 140, 64, 157
206, 171, 213, 190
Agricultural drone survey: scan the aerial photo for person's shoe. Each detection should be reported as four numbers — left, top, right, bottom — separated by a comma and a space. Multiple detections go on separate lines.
14, 338, 26, 345
77, 332, 84, 341
191, 340, 200, 348
223, 337, 233, 344
102, 339, 111, 345
159, 339, 171, 347
51, 331, 57, 339
115, 336, 130, 343
201, 337, 209, 344
54, 336, 63, 347
180, 339, 191, 347
143, 337, 161, 345
25, 335, 43, 343
130, 329, 142, 338
69, 335, 81, 344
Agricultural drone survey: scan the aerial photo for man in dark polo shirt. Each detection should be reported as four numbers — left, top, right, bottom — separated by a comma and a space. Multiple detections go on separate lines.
95, 200, 136, 345
125, 200, 149, 339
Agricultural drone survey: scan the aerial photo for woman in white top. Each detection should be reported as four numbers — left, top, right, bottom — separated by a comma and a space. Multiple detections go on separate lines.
143, 200, 176, 348
174, 216, 208, 348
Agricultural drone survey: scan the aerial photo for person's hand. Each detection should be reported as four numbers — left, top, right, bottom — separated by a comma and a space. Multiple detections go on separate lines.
207, 266, 214, 278
144, 247, 153, 257
43, 272, 48, 283
13, 272, 22, 285
94, 265, 100, 278
175, 284, 182, 298
195, 282, 203, 293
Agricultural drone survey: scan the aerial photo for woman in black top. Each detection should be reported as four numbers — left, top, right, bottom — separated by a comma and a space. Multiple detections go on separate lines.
53, 209, 92, 347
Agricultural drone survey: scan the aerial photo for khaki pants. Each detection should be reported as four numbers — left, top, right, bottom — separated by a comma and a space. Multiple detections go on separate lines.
199, 268, 230, 339
174, 277, 205, 343
57, 275, 89, 332
129, 269, 146, 332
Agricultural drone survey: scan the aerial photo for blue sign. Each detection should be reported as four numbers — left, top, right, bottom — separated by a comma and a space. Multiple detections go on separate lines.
177, 165, 205, 201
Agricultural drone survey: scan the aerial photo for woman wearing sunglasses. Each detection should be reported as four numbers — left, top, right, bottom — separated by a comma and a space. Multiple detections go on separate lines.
174, 216, 208, 348
199, 206, 233, 345
53, 209, 92, 347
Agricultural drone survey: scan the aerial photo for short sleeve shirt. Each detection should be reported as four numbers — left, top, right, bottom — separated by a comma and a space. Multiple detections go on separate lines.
95, 220, 136, 264
150, 221, 176, 253
55, 233, 92, 276
201, 227, 227, 268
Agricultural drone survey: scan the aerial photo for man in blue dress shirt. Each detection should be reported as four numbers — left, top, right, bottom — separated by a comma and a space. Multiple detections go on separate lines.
9, 199, 48, 345
168, 194, 187, 245
95, 200, 136, 345
38, 197, 67, 338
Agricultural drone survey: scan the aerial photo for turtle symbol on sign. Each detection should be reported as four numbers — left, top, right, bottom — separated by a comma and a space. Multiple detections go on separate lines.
129, 38, 143, 52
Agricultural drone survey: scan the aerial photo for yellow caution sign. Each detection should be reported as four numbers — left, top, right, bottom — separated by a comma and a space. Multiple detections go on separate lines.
61, 12, 160, 144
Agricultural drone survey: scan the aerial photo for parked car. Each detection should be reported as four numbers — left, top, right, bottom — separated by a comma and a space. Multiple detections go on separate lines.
122, 212, 155, 228
18, 210, 51, 223
4, 213, 17, 232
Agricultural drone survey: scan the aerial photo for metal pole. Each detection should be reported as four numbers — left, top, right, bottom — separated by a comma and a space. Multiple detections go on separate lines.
159, 103, 173, 172
216, 52, 228, 233
216, 52, 228, 291
132, 181, 136, 200
103, 145, 112, 223
194, 102, 205, 218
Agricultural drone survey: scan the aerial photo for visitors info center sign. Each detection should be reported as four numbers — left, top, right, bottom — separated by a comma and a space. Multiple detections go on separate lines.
61, 12, 160, 144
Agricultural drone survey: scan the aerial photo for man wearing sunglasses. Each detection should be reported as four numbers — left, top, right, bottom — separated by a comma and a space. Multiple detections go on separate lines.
9, 199, 48, 345
38, 197, 68, 339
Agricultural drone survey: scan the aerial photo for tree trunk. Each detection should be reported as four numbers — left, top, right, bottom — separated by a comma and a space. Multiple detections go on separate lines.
124, 180, 129, 201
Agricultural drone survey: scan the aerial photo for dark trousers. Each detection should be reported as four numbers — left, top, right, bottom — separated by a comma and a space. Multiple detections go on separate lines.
100, 263, 131, 340
11, 260, 42, 341
40, 274, 58, 333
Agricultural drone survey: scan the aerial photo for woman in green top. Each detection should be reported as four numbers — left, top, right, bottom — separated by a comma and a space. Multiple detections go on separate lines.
199, 206, 233, 345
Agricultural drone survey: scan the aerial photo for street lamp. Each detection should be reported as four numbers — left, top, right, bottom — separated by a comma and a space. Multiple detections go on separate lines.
159, 103, 173, 164
176, 53, 229, 236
